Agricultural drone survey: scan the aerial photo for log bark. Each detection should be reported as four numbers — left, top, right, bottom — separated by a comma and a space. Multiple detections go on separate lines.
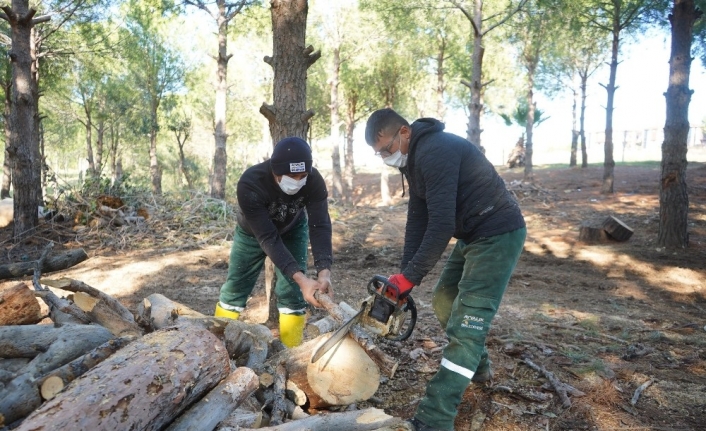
166, 367, 259, 431
137, 293, 205, 330
0, 324, 113, 426
225, 407, 402, 431
602, 215, 633, 241
305, 302, 357, 338
0, 283, 42, 325
0, 249, 88, 281
15, 325, 230, 431
39, 337, 131, 400
279, 334, 379, 409
72, 291, 142, 338
0, 324, 110, 359
315, 293, 398, 377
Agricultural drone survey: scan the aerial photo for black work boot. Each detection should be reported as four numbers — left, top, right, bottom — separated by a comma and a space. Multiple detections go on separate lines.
471, 353, 493, 384
406, 417, 450, 431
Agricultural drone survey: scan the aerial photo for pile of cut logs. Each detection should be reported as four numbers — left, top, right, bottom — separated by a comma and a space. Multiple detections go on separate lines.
0, 247, 410, 431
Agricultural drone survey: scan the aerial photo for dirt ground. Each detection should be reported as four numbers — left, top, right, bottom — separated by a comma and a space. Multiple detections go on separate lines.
2, 162, 705, 430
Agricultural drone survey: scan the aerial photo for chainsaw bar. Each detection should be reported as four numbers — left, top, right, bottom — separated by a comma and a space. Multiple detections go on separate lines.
310, 305, 364, 363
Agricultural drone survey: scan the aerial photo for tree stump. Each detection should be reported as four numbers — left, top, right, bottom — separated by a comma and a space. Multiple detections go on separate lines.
0, 283, 42, 325
578, 225, 609, 243
14, 325, 230, 431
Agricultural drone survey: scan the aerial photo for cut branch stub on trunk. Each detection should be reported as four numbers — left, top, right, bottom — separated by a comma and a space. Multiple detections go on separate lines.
0, 283, 42, 325
14, 324, 231, 431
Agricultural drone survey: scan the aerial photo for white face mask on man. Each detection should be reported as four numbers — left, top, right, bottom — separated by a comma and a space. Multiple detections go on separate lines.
278, 175, 307, 195
383, 150, 408, 168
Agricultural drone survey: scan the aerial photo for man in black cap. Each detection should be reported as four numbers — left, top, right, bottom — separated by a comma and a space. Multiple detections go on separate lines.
215, 137, 333, 348
365, 109, 526, 431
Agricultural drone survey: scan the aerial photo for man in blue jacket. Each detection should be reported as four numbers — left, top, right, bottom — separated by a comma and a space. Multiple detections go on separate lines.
365, 109, 526, 431
215, 137, 333, 348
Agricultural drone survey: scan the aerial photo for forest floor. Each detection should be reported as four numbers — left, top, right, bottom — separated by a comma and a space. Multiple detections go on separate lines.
1, 162, 705, 431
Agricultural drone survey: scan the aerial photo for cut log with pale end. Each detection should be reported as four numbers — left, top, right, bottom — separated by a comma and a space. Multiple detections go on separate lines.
306, 335, 380, 408
0, 324, 114, 426
277, 334, 380, 409
0, 283, 42, 325
40, 278, 136, 323
225, 407, 402, 431
137, 293, 205, 330
578, 225, 609, 243
0, 249, 88, 281
38, 337, 131, 400
14, 324, 230, 431
602, 215, 634, 241
306, 315, 337, 338
72, 291, 142, 338
165, 367, 259, 431
306, 302, 359, 338
315, 292, 398, 377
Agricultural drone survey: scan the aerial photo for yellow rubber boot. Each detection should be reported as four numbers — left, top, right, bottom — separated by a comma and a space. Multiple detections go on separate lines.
279, 313, 306, 348
215, 303, 240, 320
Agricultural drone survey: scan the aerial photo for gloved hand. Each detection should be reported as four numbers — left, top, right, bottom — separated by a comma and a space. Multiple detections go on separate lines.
387, 273, 415, 300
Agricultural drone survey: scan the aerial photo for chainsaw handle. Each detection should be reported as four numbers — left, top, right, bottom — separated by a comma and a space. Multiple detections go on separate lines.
368, 275, 401, 302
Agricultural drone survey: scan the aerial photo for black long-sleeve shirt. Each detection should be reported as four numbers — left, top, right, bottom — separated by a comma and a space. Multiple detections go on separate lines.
235, 160, 333, 277
399, 118, 525, 284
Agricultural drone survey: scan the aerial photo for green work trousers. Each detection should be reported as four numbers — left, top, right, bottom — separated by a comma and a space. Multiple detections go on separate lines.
219, 218, 309, 314
415, 227, 526, 430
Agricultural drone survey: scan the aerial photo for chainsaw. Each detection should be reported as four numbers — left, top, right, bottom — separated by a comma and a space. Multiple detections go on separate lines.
311, 275, 417, 363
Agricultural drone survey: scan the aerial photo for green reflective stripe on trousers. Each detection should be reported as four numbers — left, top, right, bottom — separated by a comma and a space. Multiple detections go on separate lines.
416, 227, 526, 430
219, 217, 309, 311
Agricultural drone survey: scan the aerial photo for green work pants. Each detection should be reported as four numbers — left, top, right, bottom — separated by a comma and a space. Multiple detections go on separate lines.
415, 227, 526, 430
219, 218, 309, 314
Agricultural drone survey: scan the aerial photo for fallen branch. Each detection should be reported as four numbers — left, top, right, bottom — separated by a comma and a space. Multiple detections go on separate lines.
522, 358, 585, 408
630, 379, 654, 406
0, 247, 88, 281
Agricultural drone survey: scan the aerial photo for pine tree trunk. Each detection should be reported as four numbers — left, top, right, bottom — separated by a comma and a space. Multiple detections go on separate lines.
149, 127, 162, 195
658, 0, 699, 248
466, 0, 484, 151
2, 80, 12, 199
83, 115, 95, 177
95, 120, 104, 175
602, 11, 620, 194
523, 68, 536, 182
211, 1, 230, 200
330, 46, 343, 201
260, 0, 320, 327
3, 1, 41, 242
570, 83, 578, 167
579, 70, 589, 168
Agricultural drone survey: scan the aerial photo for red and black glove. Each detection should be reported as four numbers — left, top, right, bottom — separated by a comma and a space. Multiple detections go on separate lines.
387, 273, 415, 300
